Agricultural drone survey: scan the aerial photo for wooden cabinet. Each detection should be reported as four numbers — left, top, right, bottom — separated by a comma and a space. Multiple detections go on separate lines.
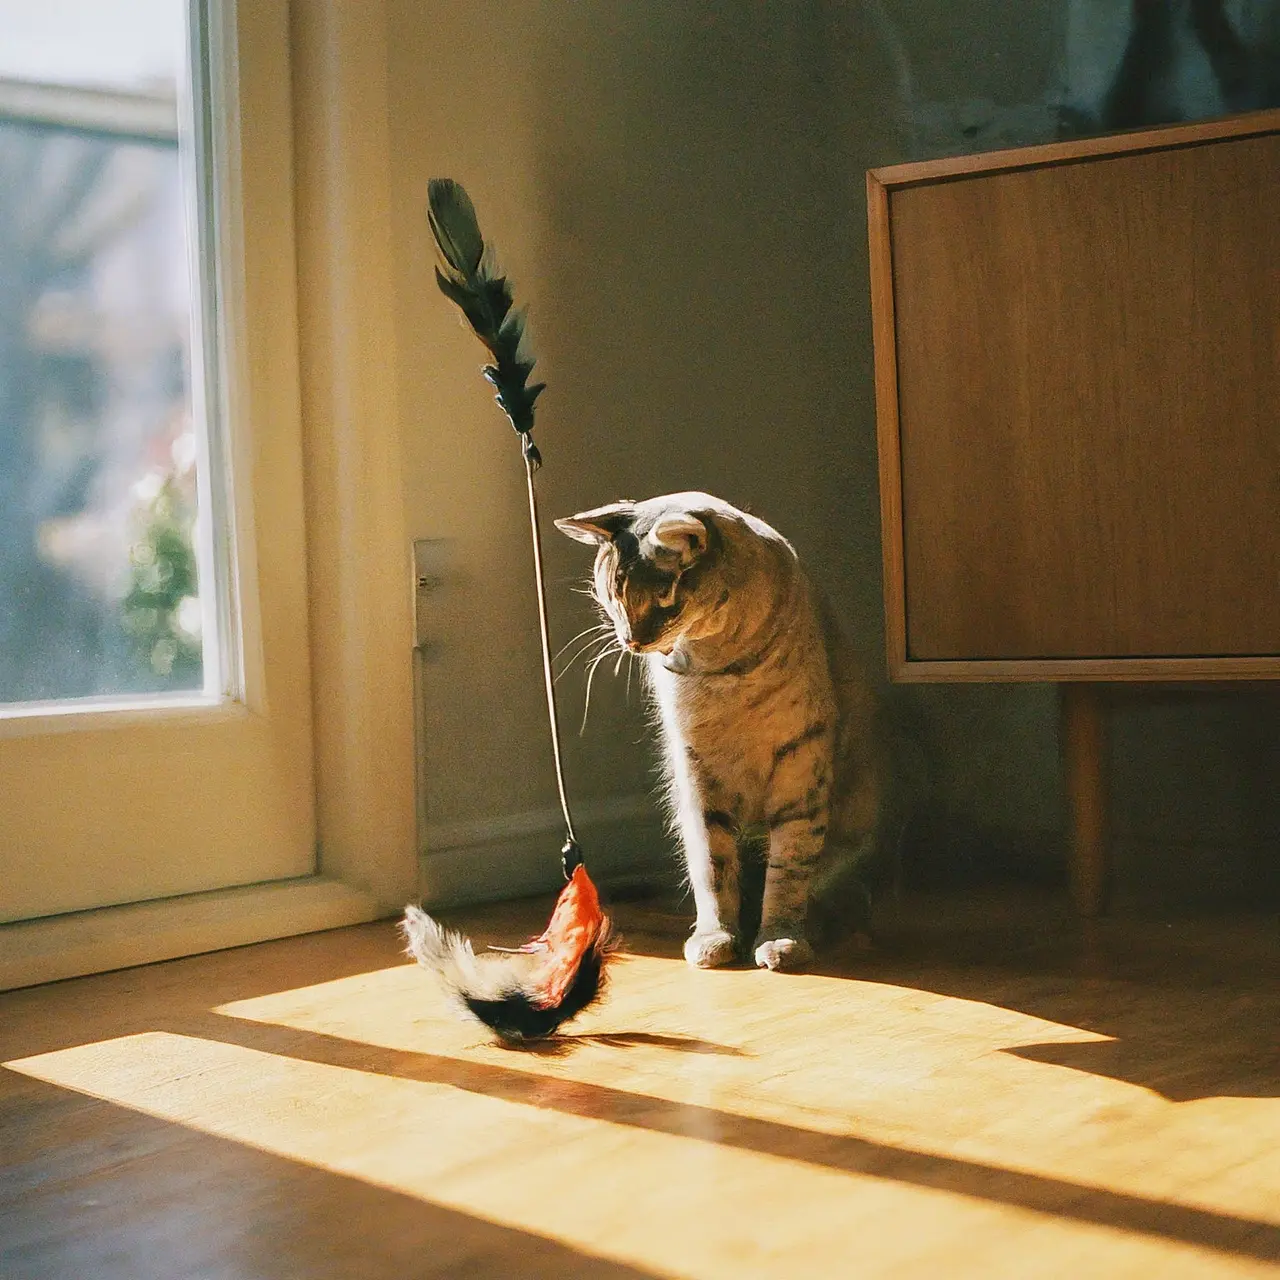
866, 112, 1280, 912
868, 111, 1280, 684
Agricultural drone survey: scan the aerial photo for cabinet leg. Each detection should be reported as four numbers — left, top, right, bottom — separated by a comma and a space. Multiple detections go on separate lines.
1061, 683, 1110, 917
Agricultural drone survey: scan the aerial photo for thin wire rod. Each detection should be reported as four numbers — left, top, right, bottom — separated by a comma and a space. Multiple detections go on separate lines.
523, 443, 578, 849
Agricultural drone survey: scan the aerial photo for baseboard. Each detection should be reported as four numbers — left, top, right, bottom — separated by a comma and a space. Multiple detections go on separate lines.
0, 876, 381, 992
418, 793, 675, 909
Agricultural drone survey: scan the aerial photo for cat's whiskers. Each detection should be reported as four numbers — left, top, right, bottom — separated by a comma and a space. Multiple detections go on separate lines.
579, 640, 622, 735
552, 622, 611, 665
556, 639, 616, 688
554, 632, 615, 684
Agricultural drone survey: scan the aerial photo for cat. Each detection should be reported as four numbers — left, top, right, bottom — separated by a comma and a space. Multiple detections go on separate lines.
556, 491, 884, 972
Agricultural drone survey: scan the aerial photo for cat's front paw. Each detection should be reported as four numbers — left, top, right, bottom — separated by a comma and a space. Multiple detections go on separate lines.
753, 936, 814, 972
684, 928, 738, 969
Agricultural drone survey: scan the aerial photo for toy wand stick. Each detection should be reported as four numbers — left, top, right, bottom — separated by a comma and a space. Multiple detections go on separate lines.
400, 180, 612, 1042
521, 435, 581, 866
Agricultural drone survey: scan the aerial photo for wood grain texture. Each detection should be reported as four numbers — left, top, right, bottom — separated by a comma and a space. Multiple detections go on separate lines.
888, 655, 1280, 682
1, 898, 1278, 1279
867, 170, 908, 676
868, 114, 1280, 679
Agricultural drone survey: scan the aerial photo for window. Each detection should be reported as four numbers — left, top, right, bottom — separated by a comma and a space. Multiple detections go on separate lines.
0, 0, 215, 707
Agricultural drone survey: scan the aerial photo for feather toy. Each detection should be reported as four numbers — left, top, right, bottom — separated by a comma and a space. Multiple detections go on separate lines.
401, 179, 613, 1043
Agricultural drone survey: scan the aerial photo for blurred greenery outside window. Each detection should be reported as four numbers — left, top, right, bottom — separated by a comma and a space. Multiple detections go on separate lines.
0, 62, 202, 704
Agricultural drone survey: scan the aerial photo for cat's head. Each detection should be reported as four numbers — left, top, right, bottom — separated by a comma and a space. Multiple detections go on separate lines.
555, 493, 728, 655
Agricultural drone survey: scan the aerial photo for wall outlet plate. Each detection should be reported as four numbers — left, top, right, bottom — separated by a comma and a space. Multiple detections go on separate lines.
412, 538, 450, 651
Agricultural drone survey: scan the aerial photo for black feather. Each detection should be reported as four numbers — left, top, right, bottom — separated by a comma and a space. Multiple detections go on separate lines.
427, 178, 542, 438
462, 939, 611, 1043
427, 181, 484, 277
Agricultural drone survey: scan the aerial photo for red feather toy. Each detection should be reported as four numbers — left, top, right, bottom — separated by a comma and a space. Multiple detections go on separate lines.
401, 180, 614, 1043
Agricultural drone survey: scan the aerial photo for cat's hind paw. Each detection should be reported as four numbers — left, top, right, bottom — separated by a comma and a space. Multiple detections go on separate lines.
684, 928, 738, 969
753, 936, 814, 972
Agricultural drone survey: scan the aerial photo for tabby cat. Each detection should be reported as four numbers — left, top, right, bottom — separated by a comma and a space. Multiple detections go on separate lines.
556, 491, 883, 972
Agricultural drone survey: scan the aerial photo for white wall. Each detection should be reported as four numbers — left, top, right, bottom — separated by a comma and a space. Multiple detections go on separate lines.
385, 2, 905, 901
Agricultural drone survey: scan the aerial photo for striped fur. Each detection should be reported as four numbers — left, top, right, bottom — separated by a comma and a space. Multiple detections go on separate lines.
556, 492, 883, 972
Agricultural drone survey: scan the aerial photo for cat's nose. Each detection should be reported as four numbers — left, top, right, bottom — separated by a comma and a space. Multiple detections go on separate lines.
625, 639, 642, 652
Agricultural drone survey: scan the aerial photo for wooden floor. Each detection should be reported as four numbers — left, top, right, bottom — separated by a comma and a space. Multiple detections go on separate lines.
2, 888, 1278, 1279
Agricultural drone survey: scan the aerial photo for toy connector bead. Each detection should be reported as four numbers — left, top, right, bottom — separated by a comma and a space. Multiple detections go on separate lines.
561, 838, 583, 879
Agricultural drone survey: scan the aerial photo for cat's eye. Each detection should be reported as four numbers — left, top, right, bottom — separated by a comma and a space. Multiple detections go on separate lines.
656, 577, 680, 608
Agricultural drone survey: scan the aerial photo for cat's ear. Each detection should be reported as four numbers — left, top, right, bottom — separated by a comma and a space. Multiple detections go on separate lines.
554, 501, 636, 545
648, 512, 708, 566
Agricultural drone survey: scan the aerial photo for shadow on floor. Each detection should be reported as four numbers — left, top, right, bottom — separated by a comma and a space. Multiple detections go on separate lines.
188, 1013, 1280, 1267
589, 887, 1280, 1103
504, 1030, 750, 1059
0, 1074, 664, 1280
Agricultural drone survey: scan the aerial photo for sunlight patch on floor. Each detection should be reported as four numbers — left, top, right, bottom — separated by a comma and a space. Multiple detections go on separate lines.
213, 951, 1280, 1226
6, 1030, 1271, 1280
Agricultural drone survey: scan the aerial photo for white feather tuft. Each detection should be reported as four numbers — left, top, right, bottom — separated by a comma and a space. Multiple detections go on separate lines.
400, 905, 539, 1002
